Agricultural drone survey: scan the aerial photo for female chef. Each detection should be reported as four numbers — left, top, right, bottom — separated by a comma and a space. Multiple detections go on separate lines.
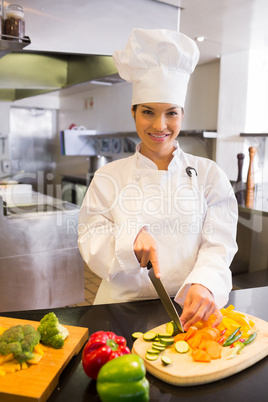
78, 29, 238, 330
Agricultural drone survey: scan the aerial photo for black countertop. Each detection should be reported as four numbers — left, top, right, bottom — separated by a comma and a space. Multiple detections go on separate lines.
1, 287, 267, 401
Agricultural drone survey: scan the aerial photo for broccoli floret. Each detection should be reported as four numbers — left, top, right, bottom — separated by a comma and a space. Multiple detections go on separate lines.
15, 351, 35, 364
21, 332, 41, 352
22, 324, 37, 336
37, 312, 69, 349
0, 325, 24, 343
0, 341, 8, 355
47, 333, 65, 349
0, 324, 41, 363
7, 341, 22, 355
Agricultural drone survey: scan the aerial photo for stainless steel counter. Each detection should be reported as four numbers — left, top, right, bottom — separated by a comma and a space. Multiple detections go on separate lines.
0, 190, 84, 312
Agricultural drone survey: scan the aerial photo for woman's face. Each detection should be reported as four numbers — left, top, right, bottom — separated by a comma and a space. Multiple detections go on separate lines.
131, 103, 184, 159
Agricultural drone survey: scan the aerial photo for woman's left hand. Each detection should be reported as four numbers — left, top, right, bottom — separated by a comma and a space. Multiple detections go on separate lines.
179, 284, 222, 331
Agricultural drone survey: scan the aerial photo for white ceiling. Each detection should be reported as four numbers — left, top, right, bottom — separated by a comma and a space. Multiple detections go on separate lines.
13, 0, 268, 65
179, 0, 268, 64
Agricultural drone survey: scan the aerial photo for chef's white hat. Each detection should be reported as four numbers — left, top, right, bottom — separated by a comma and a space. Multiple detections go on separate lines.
113, 28, 199, 108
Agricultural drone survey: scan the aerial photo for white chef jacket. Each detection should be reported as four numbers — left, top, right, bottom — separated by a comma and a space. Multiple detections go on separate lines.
78, 141, 238, 307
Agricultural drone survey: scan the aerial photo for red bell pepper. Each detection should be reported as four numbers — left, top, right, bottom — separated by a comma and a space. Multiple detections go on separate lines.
82, 330, 130, 380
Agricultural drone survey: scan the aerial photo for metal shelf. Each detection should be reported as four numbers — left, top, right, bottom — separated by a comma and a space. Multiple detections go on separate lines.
62, 129, 217, 138
0, 35, 31, 58
63, 129, 137, 138
240, 133, 268, 137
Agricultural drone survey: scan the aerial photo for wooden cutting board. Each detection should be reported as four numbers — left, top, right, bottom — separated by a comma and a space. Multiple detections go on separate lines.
0, 316, 89, 402
132, 312, 268, 386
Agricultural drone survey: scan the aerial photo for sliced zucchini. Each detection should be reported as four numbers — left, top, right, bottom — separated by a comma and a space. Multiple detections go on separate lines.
143, 331, 157, 341
175, 340, 189, 354
145, 353, 159, 361
152, 345, 166, 352
159, 337, 174, 346
166, 321, 180, 336
158, 332, 172, 339
161, 355, 173, 366
146, 348, 160, 355
152, 341, 166, 348
132, 332, 144, 341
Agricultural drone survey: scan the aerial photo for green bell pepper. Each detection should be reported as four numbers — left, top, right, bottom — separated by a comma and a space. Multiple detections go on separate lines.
96, 354, 150, 402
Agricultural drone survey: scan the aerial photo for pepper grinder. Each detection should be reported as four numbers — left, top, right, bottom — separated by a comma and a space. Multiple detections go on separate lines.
245, 147, 257, 208
235, 153, 245, 205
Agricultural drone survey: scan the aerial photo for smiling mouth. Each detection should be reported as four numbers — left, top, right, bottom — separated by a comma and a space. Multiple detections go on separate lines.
149, 133, 170, 138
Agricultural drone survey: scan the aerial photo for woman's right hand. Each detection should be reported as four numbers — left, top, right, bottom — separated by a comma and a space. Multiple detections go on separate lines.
133, 227, 161, 278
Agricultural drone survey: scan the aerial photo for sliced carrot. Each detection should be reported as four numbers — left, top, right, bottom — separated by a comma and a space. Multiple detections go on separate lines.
198, 339, 208, 350
205, 340, 222, 359
187, 333, 202, 349
185, 326, 198, 341
192, 349, 211, 362
174, 333, 186, 342
199, 327, 220, 341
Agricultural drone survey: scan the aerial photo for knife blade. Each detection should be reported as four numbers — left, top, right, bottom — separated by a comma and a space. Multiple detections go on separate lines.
147, 261, 184, 333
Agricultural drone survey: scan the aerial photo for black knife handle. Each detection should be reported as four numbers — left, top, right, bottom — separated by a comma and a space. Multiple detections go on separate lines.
147, 261, 153, 270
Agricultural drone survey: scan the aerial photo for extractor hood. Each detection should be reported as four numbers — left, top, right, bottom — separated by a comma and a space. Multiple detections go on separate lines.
0, 51, 121, 102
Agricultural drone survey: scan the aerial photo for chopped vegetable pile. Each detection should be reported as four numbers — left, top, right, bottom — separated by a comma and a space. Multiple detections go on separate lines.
0, 325, 47, 377
0, 324, 41, 364
0, 312, 69, 377
136, 304, 258, 365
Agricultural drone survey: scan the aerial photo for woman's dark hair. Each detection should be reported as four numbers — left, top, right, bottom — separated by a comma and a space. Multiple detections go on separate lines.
132, 104, 183, 112
132, 104, 138, 120
132, 104, 184, 119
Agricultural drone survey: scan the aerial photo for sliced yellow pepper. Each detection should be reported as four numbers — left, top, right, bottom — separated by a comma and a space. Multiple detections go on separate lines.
216, 322, 226, 332
220, 308, 227, 316
221, 316, 240, 330
0, 353, 13, 365
249, 319, 255, 327
227, 312, 251, 329
0, 327, 7, 336
34, 344, 46, 356
1, 361, 20, 373
21, 362, 28, 370
225, 304, 235, 312
231, 310, 246, 318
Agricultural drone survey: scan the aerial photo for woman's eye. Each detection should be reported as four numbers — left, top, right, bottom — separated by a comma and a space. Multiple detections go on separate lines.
167, 111, 178, 116
142, 110, 153, 115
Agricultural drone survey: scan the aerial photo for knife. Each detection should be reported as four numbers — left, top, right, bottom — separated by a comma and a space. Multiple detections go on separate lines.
147, 261, 184, 333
